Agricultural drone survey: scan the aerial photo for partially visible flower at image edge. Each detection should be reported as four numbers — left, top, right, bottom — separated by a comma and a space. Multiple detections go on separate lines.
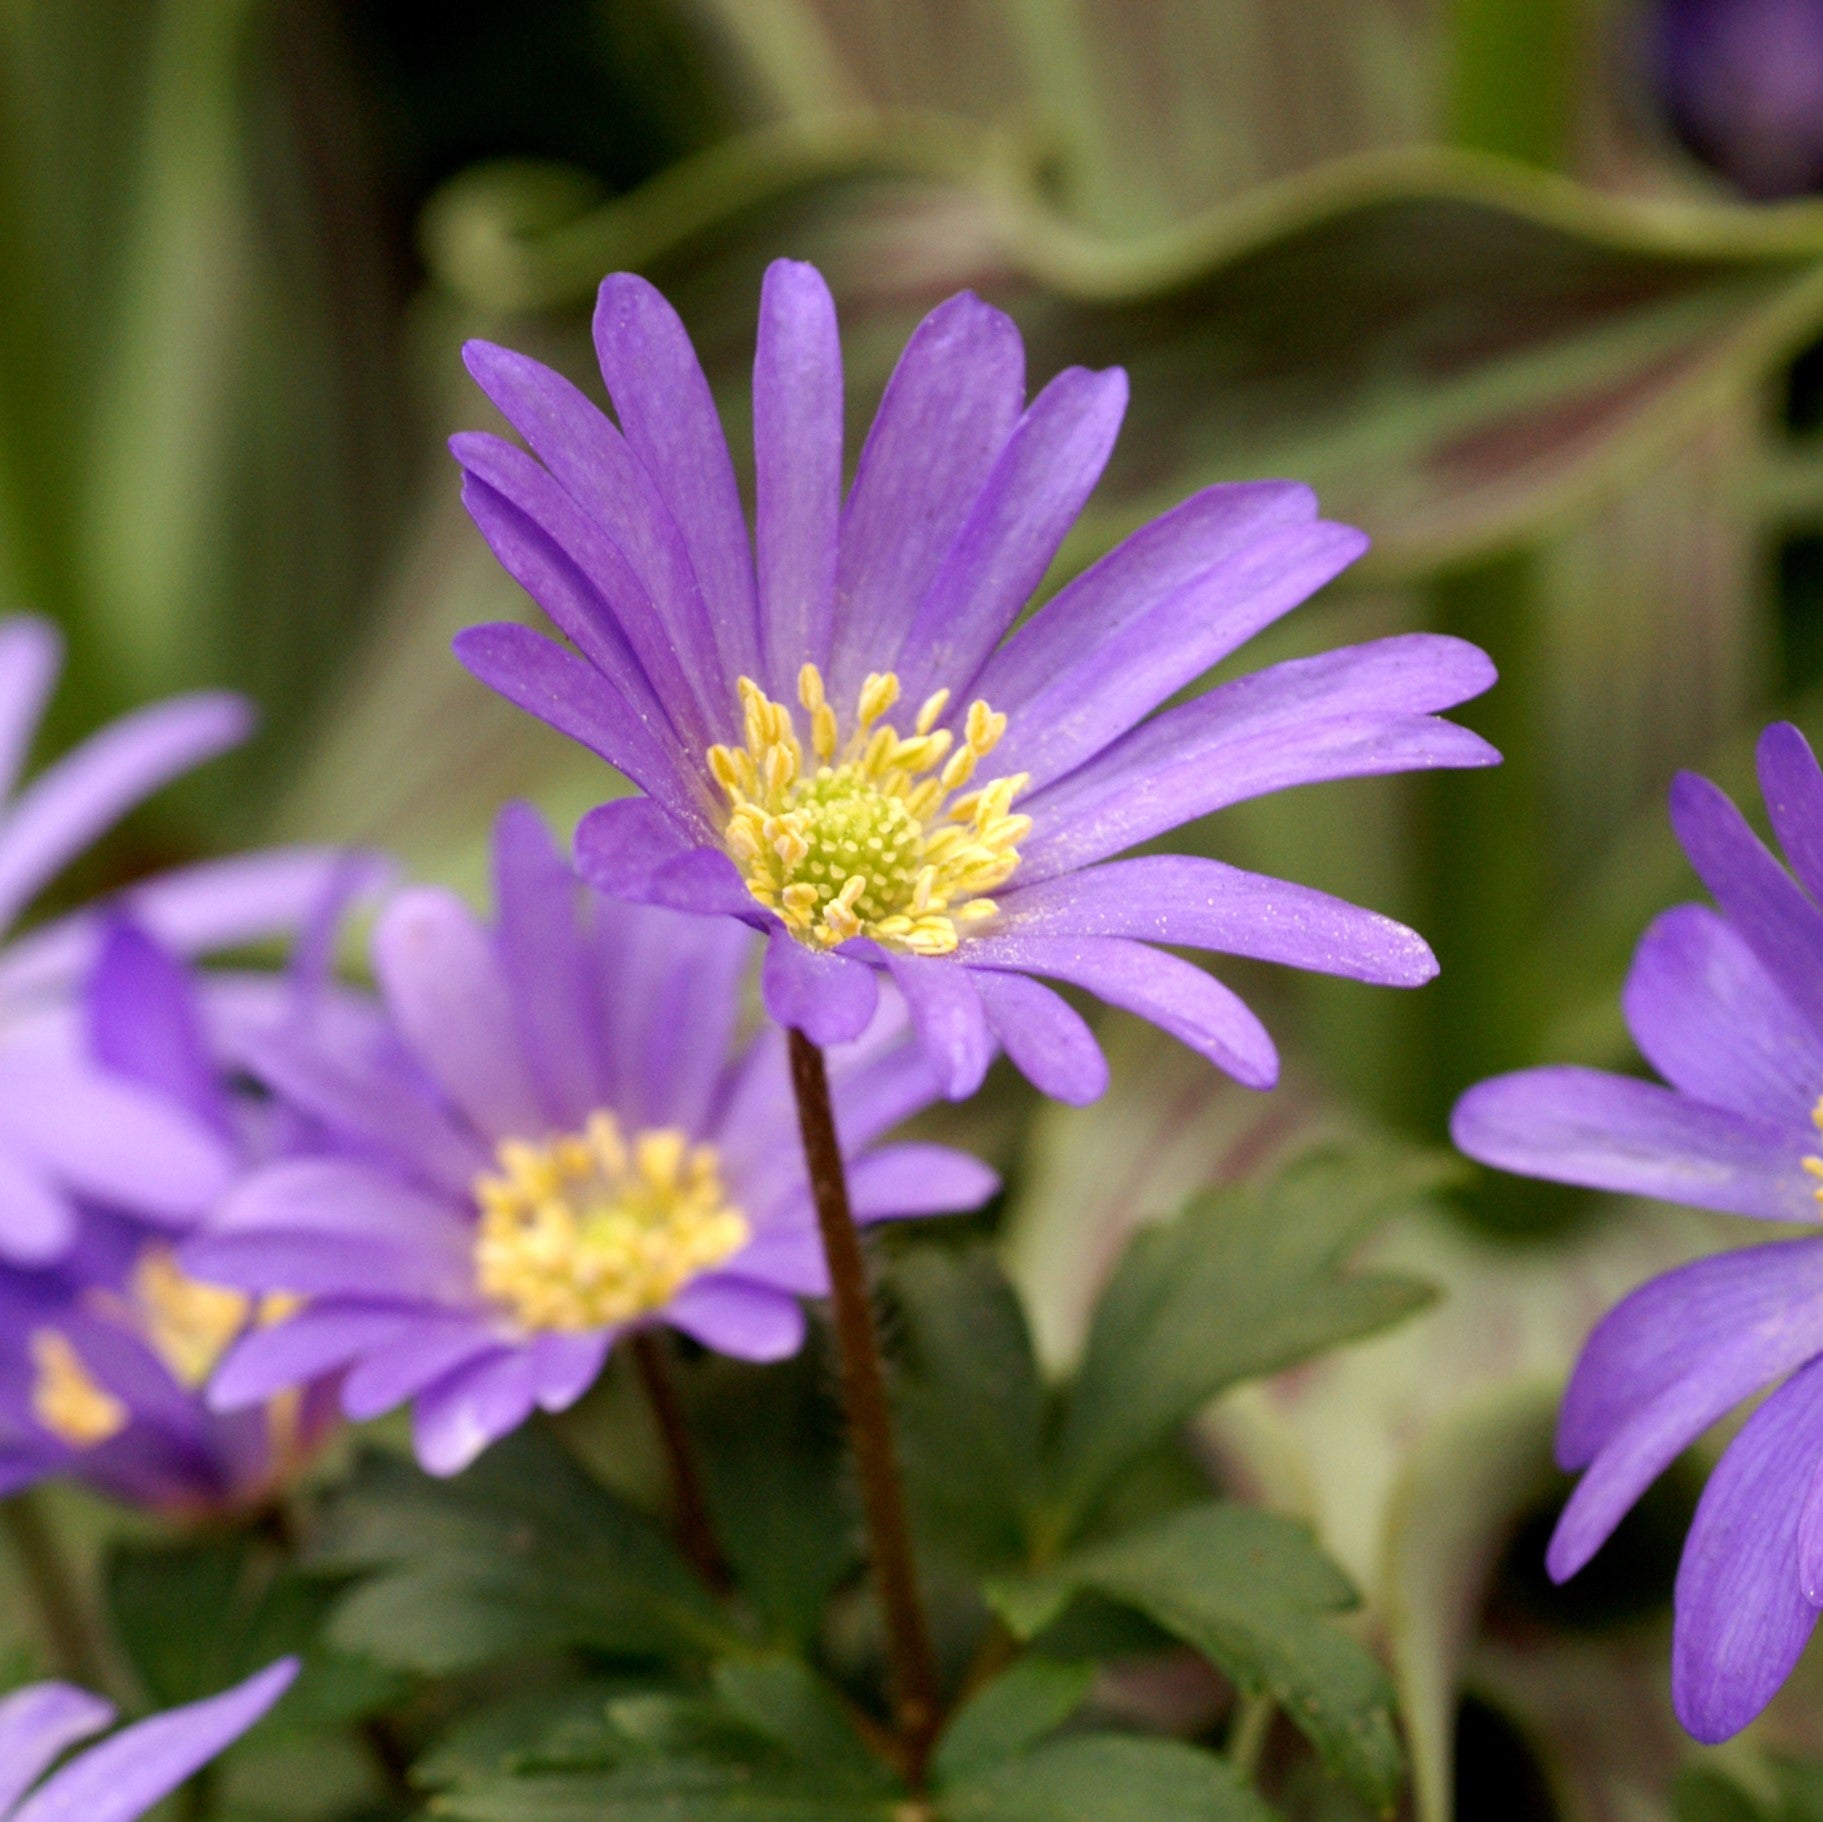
1454, 720, 1823, 1742
451, 258, 1499, 1103
0, 915, 353, 1513
0, 1658, 294, 1821
196, 804, 996, 1476
0, 613, 389, 1266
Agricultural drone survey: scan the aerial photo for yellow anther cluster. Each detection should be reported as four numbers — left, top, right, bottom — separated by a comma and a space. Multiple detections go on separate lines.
473, 1111, 749, 1332
1804, 1096, 1823, 1211
130, 1248, 254, 1389
707, 665, 1030, 955
30, 1330, 128, 1448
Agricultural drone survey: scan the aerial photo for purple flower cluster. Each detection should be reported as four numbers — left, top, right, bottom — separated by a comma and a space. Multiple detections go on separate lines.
452, 259, 1496, 1103
1456, 723, 1823, 1741
0, 1659, 294, 1820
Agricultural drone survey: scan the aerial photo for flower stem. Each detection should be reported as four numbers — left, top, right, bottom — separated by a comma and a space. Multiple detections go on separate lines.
630, 1330, 730, 1592
786, 1028, 941, 1782
1, 1491, 110, 1691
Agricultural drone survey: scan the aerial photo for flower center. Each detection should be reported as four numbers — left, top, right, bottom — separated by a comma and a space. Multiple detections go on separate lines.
30, 1331, 127, 1448
707, 665, 1030, 955
473, 1112, 749, 1333
131, 1249, 255, 1388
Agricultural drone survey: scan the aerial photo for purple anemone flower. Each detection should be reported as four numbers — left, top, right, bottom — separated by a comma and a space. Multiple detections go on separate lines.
450, 259, 1498, 1104
0, 918, 351, 1513
0, 1659, 295, 1821
1453, 721, 1823, 1742
0, 615, 382, 1265
196, 804, 997, 1476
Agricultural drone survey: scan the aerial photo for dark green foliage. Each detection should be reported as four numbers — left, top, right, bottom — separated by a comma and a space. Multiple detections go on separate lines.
317, 1430, 745, 1672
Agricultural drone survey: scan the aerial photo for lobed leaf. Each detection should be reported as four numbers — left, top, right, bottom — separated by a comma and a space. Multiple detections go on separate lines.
317, 1432, 742, 1673
1049, 1142, 1446, 1530
1000, 1503, 1401, 1812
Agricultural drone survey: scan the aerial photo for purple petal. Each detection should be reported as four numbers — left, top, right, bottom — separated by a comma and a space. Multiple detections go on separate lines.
189, 1159, 472, 1300
894, 365, 1128, 711
412, 1347, 538, 1476
829, 292, 1025, 706
0, 849, 392, 1008
846, 1142, 999, 1220
1758, 720, 1823, 905
238, 1025, 486, 1194
0, 1142, 77, 1263
880, 952, 994, 1099
1017, 636, 1499, 882
1452, 1067, 1813, 1221
1673, 1357, 1823, 1742
209, 1301, 426, 1411
973, 967, 1109, 1104
951, 933, 1278, 1087
0, 618, 61, 804
760, 930, 879, 1046
573, 798, 751, 916
453, 352, 721, 744
989, 518, 1369, 791
531, 1330, 612, 1413
452, 622, 698, 827
1670, 769, 1823, 1038
493, 802, 604, 1125
12, 1658, 296, 1822
341, 1323, 504, 1421
0, 1054, 234, 1223
1623, 904, 1823, 1125
598, 905, 752, 1135
1798, 1452, 1823, 1605
0, 1684, 113, 1814
1557, 1238, 1823, 1470
991, 855, 1436, 985
753, 259, 842, 688
373, 888, 545, 1142
0, 693, 250, 933
975, 481, 1318, 714
1548, 1262, 1823, 1579
87, 920, 227, 1134
458, 474, 681, 754
593, 275, 760, 707
664, 1278, 807, 1361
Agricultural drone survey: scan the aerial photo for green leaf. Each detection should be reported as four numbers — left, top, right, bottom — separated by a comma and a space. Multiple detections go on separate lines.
932, 1657, 1096, 1783
436, 1690, 899, 1822
937, 1733, 1272, 1821
317, 1431, 742, 1673
887, 1248, 1049, 1569
1050, 1143, 1445, 1529
1008, 1504, 1401, 1812
417, 124, 1823, 577
102, 1528, 405, 1732
711, 1659, 886, 1780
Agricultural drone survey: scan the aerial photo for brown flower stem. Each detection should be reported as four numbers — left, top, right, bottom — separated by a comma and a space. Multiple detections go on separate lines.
1, 1491, 110, 1691
631, 1330, 730, 1592
787, 1029, 941, 1783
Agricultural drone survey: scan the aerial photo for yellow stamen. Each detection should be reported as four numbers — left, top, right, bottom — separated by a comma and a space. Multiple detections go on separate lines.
1809, 1098, 1823, 1212
473, 1111, 748, 1333
705, 664, 1027, 955
31, 1331, 128, 1448
129, 1249, 253, 1389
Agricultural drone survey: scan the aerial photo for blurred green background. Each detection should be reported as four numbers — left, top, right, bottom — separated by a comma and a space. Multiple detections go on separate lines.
10, 2, 1823, 1816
